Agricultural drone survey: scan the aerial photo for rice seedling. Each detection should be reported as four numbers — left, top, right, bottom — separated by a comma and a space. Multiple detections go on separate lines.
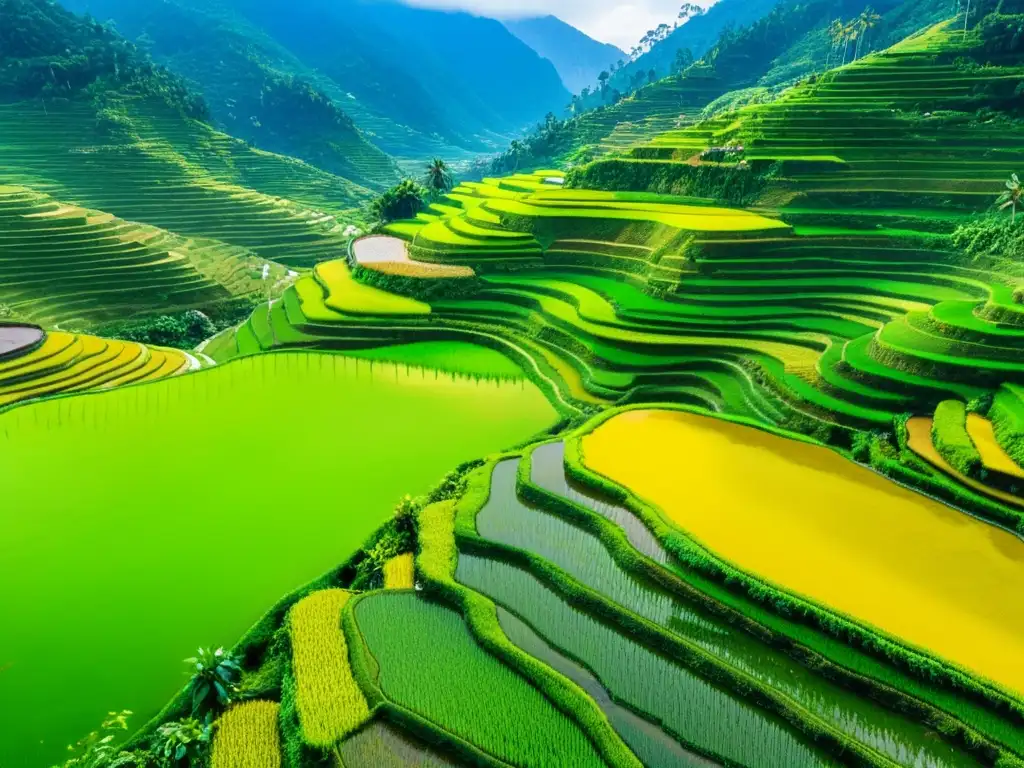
338, 721, 461, 767
458, 555, 832, 768
354, 592, 606, 768
473, 462, 979, 766
211, 701, 282, 768
583, 409, 1024, 694
383, 553, 415, 589
289, 589, 370, 746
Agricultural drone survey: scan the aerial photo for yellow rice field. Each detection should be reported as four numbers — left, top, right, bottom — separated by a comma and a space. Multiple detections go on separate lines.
582, 409, 1024, 695
289, 589, 370, 746
907, 417, 1023, 509
383, 553, 415, 589
966, 413, 1024, 479
314, 260, 430, 316
211, 701, 281, 768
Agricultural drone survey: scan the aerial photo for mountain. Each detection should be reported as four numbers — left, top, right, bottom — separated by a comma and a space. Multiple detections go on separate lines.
602, 0, 783, 96
503, 15, 627, 95
58, 0, 401, 190
65, 0, 571, 164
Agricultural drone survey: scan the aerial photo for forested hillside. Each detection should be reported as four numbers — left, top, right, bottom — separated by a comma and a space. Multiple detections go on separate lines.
65, 0, 571, 166
487, 0, 966, 174
504, 15, 627, 94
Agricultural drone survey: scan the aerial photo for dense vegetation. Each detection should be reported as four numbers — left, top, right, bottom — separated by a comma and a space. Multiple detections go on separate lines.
0, 0, 206, 116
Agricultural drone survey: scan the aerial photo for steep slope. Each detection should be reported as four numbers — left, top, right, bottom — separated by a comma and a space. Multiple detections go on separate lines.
504, 15, 626, 94
599, 0, 782, 101
60, 0, 402, 189
63, 0, 571, 164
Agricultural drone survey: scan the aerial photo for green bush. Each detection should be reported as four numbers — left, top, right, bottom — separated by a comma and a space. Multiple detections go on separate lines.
567, 159, 778, 207
370, 180, 428, 225
991, 384, 1024, 466
952, 214, 1024, 265
932, 400, 984, 477
92, 310, 216, 350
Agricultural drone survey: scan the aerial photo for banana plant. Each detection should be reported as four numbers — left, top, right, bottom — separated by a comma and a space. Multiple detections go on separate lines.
184, 647, 241, 715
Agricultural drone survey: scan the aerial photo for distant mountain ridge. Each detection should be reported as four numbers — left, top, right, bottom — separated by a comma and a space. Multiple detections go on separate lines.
503, 15, 626, 95
64, 0, 571, 165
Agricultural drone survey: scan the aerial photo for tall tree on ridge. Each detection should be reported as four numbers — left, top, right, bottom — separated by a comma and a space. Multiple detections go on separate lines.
998, 173, 1022, 223
424, 158, 453, 195
826, 18, 845, 68
855, 7, 881, 60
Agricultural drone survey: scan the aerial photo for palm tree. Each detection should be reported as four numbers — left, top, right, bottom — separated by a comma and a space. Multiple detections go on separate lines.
424, 158, 453, 195
842, 21, 859, 65
826, 19, 844, 69
997, 173, 1022, 223
855, 7, 881, 60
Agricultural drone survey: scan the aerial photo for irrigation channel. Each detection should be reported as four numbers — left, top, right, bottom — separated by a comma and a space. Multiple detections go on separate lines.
456, 455, 982, 768
0, 347, 557, 768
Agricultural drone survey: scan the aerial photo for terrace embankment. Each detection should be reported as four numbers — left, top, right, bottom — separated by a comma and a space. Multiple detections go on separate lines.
581, 409, 1024, 697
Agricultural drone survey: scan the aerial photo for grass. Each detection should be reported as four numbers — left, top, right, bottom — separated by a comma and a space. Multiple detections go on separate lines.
582, 409, 1024, 697
354, 592, 608, 768
289, 590, 369, 746
383, 554, 415, 590
211, 701, 282, 768
0, 350, 558, 768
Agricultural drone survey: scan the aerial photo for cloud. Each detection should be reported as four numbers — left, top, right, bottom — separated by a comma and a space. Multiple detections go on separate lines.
396, 0, 715, 50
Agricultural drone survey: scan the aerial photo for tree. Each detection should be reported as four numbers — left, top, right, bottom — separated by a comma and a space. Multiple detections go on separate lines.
423, 158, 453, 195
842, 20, 858, 64
370, 180, 427, 224
997, 173, 1022, 223
854, 7, 881, 60
675, 47, 695, 73
185, 647, 241, 715
648, 68, 658, 85
826, 19, 844, 69
963, 0, 973, 41
679, 3, 706, 23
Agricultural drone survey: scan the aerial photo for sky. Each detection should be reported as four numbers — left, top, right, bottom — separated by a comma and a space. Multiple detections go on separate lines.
398, 0, 717, 51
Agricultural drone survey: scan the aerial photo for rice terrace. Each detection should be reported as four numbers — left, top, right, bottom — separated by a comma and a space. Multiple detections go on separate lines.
2, 0, 1024, 767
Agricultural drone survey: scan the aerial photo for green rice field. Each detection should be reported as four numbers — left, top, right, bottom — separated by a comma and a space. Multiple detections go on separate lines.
0, 347, 556, 767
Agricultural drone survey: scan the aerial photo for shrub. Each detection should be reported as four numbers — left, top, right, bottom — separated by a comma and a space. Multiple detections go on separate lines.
153, 718, 211, 767
370, 181, 427, 225
952, 214, 1024, 265
185, 647, 242, 716
93, 311, 216, 350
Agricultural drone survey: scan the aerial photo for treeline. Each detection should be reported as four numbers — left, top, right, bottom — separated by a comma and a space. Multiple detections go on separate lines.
0, 0, 207, 117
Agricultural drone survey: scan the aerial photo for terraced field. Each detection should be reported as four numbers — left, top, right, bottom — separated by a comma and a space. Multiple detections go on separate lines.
8, 10, 1024, 768
0, 98, 366, 268
0, 186, 279, 327
0, 324, 195, 410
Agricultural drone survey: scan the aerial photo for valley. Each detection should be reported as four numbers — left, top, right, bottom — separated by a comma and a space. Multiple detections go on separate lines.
1, 0, 1023, 767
